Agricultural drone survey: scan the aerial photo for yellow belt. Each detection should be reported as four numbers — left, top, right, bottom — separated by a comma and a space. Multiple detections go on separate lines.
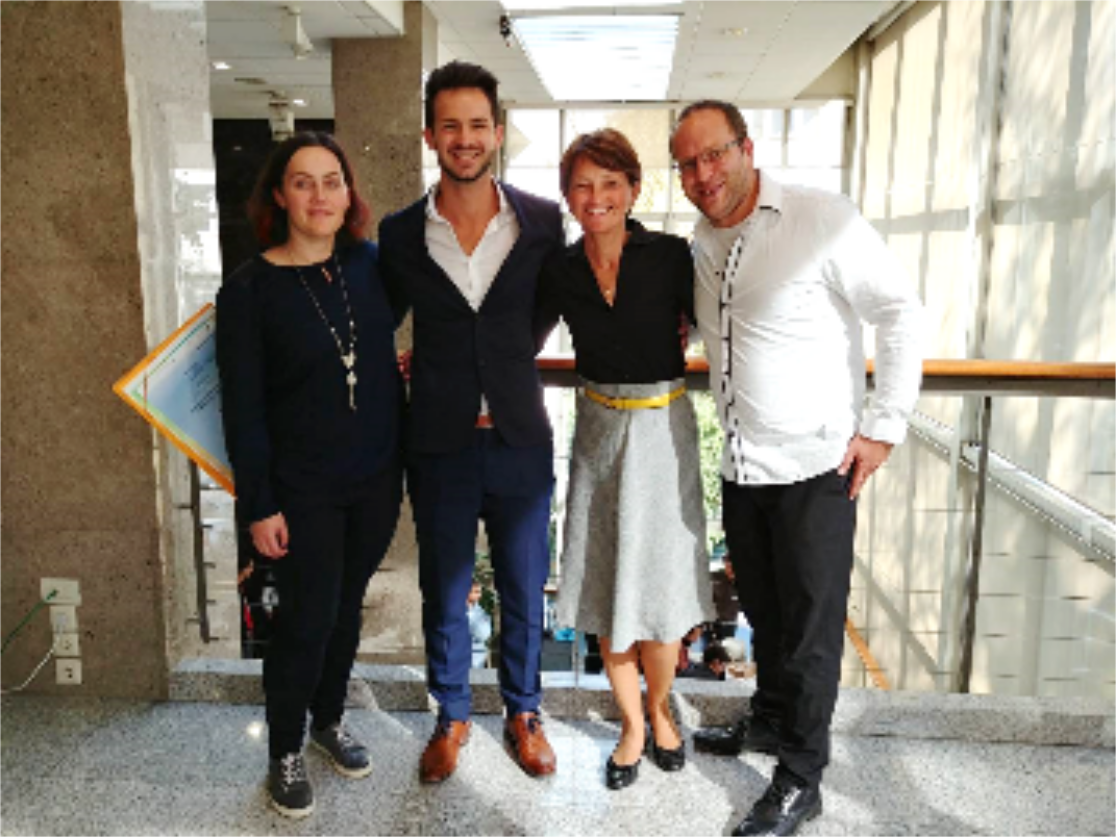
583, 386, 686, 410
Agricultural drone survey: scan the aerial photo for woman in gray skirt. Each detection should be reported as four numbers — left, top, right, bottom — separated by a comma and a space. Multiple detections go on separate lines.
535, 129, 714, 790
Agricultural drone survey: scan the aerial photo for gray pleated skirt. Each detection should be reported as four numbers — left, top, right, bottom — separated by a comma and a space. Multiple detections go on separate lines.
556, 378, 714, 653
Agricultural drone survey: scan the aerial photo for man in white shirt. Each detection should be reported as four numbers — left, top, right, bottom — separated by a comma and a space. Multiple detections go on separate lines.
671, 101, 923, 836
379, 62, 564, 785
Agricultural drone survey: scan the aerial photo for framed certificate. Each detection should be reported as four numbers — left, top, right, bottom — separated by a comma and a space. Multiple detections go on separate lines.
113, 304, 234, 494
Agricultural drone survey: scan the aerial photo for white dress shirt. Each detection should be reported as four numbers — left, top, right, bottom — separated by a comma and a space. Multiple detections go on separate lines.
425, 179, 520, 415
425, 180, 519, 310
693, 172, 924, 486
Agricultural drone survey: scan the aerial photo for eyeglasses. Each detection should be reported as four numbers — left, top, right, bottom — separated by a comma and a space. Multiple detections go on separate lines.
673, 138, 744, 177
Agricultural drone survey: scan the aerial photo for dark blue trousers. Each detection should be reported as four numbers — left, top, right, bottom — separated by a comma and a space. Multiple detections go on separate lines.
722, 468, 857, 790
408, 431, 554, 722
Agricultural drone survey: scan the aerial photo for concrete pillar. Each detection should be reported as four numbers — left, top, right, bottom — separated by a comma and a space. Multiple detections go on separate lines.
330, 1, 435, 664
333, 0, 430, 237
0, 0, 219, 697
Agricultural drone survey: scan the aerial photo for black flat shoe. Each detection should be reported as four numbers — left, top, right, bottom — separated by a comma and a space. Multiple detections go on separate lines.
644, 719, 686, 771
605, 755, 640, 790
647, 737, 686, 771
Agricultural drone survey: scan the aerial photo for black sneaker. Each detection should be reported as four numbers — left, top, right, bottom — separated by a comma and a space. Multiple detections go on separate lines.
731, 778, 822, 836
267, 752, 314, 819
310, 723, 372, 778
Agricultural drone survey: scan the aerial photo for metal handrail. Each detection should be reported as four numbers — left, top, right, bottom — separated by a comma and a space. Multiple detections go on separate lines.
541, 355, 1116, 377
202, 358, 1113, 689
539, 355, 1116, 398
537, 356, 1114, 693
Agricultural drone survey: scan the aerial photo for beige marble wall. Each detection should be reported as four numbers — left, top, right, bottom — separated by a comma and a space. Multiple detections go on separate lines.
0, 1, 168, 697
117, 0, 224, 666
0, 0, 218, 696
332, 1, 431, 664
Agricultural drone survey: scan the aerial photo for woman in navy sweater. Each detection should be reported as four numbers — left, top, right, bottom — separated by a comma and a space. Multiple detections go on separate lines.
216, 132, 402, 819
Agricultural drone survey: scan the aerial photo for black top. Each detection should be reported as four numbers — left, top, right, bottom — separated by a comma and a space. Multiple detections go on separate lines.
216, 240, 402, 524
534, 220, 695, 384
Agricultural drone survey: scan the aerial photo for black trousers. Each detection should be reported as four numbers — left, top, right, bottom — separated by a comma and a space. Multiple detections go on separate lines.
722, 469, 856, 789
264, 462, 402, 758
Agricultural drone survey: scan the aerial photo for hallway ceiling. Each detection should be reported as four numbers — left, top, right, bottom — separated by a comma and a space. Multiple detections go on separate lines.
207, 1, 899, 120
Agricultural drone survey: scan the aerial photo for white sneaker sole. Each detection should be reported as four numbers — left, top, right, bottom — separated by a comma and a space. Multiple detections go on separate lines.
268, 793, 315, 820
310, 737, 373, 779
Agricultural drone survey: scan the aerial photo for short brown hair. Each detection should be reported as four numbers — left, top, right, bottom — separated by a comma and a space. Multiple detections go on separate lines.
559, 129, 641, 198
425, 61, 500, 129
670, 101, 749, 156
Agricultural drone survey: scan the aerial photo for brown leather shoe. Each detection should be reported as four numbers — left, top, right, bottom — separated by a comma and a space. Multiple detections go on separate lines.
503, 712, 556, 777
419, 720, 471, 784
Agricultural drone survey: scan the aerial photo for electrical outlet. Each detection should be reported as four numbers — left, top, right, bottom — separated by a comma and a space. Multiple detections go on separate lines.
56, 659, 82, 686
50, 605, 78, 634
53, 632, 80, 657
41, 578, 81, 606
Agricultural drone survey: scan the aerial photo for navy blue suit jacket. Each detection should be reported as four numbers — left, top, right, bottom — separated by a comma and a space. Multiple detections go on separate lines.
378, 183, 564, 454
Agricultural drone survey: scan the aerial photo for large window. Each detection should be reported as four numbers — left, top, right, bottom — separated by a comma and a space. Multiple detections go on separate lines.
502, 102, 849, 241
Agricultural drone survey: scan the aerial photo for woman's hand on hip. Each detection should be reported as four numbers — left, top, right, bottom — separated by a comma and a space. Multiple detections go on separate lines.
249, 513, 289, 559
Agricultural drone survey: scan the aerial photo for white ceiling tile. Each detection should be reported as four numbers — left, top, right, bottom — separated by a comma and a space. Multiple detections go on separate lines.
697, 2, 791, 27
680, 39, 768, 57
209, 0, 894, 116
207, 20, 283, 45
205, 1, 281, 23
208, 42, 301, 60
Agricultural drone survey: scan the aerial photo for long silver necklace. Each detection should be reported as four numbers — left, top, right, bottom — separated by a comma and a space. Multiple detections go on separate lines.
289, 247, 359, 411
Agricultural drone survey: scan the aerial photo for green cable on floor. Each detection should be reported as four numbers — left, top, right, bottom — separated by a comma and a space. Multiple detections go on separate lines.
1, 589, 57, 655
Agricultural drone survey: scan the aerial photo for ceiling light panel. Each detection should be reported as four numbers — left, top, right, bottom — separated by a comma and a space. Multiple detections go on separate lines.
513, 14, 679, 101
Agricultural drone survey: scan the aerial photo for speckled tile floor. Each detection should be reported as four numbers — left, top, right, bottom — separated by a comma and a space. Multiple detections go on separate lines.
2, 695, 1113, 836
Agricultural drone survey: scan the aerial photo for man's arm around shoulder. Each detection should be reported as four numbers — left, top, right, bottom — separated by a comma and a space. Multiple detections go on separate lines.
377, 212, 412, 327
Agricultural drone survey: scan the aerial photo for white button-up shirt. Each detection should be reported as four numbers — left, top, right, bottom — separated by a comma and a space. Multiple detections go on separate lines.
693, 172, 924, 486
425, 180, 519, 311
425, 179, 520, 415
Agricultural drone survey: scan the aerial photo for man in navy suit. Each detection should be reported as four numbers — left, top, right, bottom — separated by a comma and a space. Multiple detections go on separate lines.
378, 61, 564, 784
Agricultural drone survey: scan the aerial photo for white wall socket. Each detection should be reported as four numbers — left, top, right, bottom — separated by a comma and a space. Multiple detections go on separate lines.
41, 578, 81, 606
53, 632, 81, 657
50, 605, 78, 634
56, 659, 82, 686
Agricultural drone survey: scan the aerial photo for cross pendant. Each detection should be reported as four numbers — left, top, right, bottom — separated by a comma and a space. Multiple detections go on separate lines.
347, 371, 358, 411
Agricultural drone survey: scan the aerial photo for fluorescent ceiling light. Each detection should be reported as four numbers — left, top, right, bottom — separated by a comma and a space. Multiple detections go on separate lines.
513, 14, 678, 101
503, 0, 678, 9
